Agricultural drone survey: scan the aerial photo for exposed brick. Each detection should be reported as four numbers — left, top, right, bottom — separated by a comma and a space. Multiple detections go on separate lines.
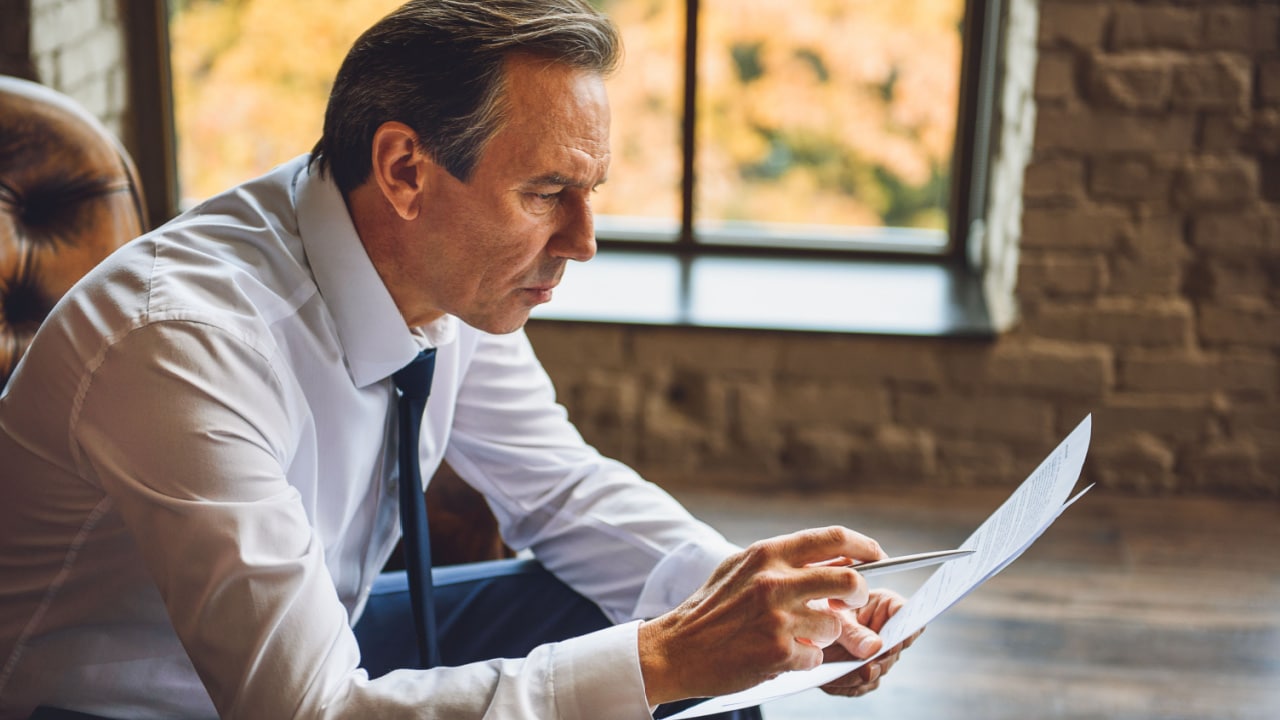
1034, 51, 1077, 105
896, 392, 1056, 444
1088, 393, 1215, 442
652, 368, 726, 426
527, 321, 629, 370
1091, 431, 1177, 493
1087, 52, 1172, 110
1200, 114, 1247, 153
1191, 212, 1280, 259
1089, 156, 1175, 201
1173, 156, 1258, 211
1201, 112, 1280, 157
1028, 298, 1195, 347
1259, 155, 1280, 203
1184, 439, 1268, 496
1036, 109, 1196, 154
1023, 157, 1086, 203
1122, 213, 1185, 257
1040, 2, 1111, 49
633, 328, 779, 375
1223, 403, 1280, 453
638, 401, 715, 471
937, 440, 1017, 486
1186, 257, 1277, 303
568, 370, 641, 435
781, 427, 853, 479
779, 337, 944, 386
947, 339, 1114, 398
57, 25, 122, 92
1218, 352, 1279, 397
1204, 5, 1280, 53
1109, 5, 1200, 51
1107, 212, 1189, 297
1118, 349, 1216, 393
1260, 60, 1280, 107
852, 426, 938, 483
1198, 299, 1280, 348
1107, 251, 1185, 297
30, 0, 99, 55
1018, 252, 1109, 298
1171, 54, 1252, 112
772, 382, 887, 427
1021, 205, 1133, 251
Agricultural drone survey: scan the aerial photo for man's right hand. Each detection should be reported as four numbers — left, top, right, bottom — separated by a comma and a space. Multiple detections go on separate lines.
637, 526, 887, 705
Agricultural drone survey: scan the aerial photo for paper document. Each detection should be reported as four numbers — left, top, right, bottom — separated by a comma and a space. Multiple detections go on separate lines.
667, 415, 1093, 719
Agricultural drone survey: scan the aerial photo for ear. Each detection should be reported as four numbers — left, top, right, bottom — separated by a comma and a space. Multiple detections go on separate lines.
369, 121, 432, 221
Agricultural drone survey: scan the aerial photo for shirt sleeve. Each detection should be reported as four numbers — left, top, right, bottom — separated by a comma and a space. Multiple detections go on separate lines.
444, 329, 740, 625
72, 320, 656, 719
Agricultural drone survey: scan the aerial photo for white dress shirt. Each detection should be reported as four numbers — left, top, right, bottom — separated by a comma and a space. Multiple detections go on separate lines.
0, 156, 738, 719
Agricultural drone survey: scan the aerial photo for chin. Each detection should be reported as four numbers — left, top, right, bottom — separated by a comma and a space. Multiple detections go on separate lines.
469, 312, 533, 335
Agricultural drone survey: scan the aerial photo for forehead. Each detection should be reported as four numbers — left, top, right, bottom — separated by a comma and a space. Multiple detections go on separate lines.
479, 56, 611, 182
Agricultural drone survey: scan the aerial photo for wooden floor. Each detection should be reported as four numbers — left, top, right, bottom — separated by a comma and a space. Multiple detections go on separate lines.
673, 486, 1280, 720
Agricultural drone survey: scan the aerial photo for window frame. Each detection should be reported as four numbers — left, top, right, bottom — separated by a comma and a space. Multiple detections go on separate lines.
130, 0, 1002, 337
593, 0, 994, 272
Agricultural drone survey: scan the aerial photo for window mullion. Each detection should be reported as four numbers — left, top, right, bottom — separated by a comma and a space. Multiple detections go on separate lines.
679, 0, 700, 249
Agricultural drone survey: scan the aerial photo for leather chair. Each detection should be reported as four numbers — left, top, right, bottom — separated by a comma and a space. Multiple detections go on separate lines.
0, 75, 146, 387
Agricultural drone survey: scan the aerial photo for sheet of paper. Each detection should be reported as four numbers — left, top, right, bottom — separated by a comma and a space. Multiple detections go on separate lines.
667, 415, 1093, 719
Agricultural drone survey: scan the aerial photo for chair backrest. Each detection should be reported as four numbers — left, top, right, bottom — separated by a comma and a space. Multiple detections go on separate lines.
0, 75, 146, 389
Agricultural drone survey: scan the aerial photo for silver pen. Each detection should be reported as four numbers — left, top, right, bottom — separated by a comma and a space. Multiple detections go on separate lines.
842, 548, 975, 577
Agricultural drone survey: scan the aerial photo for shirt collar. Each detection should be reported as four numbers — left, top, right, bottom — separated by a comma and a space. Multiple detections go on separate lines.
292, 156, 457, 388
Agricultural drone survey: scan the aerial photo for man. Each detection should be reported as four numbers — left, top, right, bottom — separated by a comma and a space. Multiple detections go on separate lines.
0, 1, 917, 717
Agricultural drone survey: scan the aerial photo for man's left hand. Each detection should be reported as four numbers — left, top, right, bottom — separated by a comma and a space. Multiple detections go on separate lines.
817, 588, 923, 698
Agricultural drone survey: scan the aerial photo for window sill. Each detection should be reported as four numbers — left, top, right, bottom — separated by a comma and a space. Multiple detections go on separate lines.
530, 248, 996, 338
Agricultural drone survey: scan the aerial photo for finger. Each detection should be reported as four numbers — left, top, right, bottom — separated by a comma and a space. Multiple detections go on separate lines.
786, 565, 869, 606
824, 676, 880, 698
821, 667, 870, 691
788, 636, 827, 672
838, 623, 883, 659
768, 526, 885, 567
792, 604, 845, 649
858, 589, 906, 630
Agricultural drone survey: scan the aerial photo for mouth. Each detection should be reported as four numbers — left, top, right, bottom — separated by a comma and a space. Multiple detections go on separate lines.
521, 283, 557, 304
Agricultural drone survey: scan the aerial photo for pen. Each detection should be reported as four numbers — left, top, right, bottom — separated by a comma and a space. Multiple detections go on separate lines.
818, 548, 975, 577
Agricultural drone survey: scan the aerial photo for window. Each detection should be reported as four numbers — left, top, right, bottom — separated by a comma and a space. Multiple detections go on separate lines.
596, 0, 970, 258
157, 0, 998, 335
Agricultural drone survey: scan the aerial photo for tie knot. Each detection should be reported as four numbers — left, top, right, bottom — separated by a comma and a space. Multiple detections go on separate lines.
393, 349, 437, 401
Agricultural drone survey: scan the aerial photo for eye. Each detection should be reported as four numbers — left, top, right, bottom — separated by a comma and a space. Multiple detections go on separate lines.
523, 189, 563, 214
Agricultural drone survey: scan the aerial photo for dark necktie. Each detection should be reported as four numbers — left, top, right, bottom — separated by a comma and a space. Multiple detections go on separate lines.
393, 348, 442, 669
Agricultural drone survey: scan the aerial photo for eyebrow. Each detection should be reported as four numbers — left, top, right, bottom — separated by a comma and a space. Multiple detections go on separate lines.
526, 172, 608, 190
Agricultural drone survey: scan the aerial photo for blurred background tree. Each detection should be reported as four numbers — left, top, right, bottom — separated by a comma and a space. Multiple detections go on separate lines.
171, 0, 962, 239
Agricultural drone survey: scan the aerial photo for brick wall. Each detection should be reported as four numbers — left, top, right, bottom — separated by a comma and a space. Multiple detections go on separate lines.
529, 0, 1280, 498
27, 0, 129, 138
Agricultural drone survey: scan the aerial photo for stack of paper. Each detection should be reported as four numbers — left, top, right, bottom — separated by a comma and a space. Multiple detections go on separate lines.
668, 415, 1094, 719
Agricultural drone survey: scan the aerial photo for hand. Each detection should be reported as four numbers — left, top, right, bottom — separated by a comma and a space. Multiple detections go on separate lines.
637, 526, 886, 705
818, 589, 923, 698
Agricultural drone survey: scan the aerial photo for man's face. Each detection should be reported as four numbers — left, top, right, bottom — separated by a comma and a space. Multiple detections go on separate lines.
407, 55, 610, 334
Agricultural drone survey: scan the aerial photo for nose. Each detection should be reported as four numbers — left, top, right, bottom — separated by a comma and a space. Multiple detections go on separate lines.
549, 193, 596, 263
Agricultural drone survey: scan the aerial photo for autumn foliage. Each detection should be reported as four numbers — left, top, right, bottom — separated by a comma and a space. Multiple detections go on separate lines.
172, 0, 962, 235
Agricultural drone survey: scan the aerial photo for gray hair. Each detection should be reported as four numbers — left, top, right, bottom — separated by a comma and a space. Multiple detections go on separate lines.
312, 0, 622, 195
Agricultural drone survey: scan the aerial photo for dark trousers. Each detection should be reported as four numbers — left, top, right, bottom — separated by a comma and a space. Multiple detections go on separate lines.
354, 559, 762, 720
